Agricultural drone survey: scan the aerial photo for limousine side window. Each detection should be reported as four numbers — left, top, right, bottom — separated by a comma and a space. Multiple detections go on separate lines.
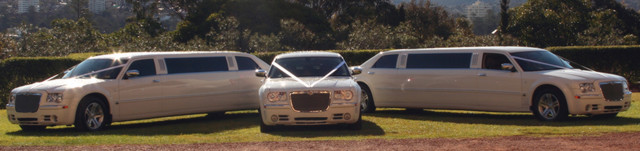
406, 53, 472, 69
236, 56, 261, 70
165, 57, 228, 74
126, 59, 156, 78
482, 53, 512, 70
372, 54, 398, 68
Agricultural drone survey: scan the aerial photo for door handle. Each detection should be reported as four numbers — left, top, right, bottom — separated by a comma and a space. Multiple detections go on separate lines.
367, 71, 375, 75
477, 73, 487, 77
152, 80, 160, 83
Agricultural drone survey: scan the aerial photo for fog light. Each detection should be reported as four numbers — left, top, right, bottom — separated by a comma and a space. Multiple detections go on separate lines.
344, 113, 351, 120
270, 115, 278, 122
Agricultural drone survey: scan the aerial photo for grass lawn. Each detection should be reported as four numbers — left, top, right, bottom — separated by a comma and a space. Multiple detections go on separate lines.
1, 93, 639, 146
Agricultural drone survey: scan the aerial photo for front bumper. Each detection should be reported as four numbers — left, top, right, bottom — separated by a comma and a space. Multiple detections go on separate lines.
6, 104, 75, 126
261, 102, 360, 126
567, 92, 632, 115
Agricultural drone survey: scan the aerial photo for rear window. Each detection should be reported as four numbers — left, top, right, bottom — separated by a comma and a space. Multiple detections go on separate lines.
406, 53, 472, 69
372, 54, 398, 68
236, 56, 261, 70
165, 57, 228, 74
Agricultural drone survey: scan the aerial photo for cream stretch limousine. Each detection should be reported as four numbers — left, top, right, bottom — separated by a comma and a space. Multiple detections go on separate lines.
354, 47, 632, 121
7, 52, 269, 131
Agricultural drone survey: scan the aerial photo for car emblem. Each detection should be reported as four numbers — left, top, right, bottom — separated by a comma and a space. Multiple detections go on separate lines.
306, 91, 314, 95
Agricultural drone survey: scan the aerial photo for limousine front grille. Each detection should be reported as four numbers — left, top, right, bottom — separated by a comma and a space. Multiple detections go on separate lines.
600, 82, 624, 101
290, 91, 330, 112
15, 94, 42, 113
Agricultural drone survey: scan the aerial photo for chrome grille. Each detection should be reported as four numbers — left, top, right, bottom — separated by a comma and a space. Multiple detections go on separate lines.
15, 93, 42, 113
600, 82, 624, 101
290, 91, 330, 112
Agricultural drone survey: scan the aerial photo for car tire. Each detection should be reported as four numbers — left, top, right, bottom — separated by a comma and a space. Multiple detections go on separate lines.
75, 96, 109, 131
359, 84, 376, 113
532, 88, 568, 121
20, 125, 46, 131
347, 113, 362, 130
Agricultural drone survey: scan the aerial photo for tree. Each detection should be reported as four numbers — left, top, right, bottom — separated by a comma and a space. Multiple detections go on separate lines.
69, 0, 90, 20
499, 0, 510, 44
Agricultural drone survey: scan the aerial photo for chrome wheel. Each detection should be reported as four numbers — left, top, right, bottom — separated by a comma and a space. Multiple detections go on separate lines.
537, 93, 560, 120
84, 102, 104, 130
360, 90, 369, 112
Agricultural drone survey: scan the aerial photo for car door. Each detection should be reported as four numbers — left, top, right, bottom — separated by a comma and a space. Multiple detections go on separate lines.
117, 58, 163, 120
399, 52, 477, 109
230, 55, 266, 109
474, 52, 524, 111
161, 55, 236, 115
362, 54, 402, 107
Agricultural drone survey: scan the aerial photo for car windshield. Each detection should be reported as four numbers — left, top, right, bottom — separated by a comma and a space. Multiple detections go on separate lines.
510, 51, 572, 72
268, 57, 350, 78
62, 58, 128, 79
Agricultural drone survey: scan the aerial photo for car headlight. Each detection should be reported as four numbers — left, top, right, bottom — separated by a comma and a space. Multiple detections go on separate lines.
579, 83, 596, 93
267, 92, 287, 102
46, 93, 63, 103
333, 90, 354, 101
9, 93, 16, 104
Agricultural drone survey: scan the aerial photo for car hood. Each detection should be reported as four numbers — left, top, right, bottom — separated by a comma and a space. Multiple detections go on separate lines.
263, 77, 357, 90
542, 69, 626, 82
11, 78, 104, 93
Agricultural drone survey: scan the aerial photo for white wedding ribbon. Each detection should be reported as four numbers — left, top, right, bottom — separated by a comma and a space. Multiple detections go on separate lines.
511, 56, 570, 69
272, 61, 346, 88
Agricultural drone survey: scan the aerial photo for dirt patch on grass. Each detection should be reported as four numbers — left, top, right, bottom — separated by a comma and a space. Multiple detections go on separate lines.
4, 132, 640, 150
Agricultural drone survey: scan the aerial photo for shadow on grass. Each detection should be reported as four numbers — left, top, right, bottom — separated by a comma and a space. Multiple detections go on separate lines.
264, 120, 385, 137
367, 109, 640, 127
7, 112, 260, 136
7, 112, 385, 137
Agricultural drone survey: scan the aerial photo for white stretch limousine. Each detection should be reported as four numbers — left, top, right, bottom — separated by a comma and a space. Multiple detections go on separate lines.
354, 47, 632, 121
256, 52, 362, 132
7, 52, 269, 131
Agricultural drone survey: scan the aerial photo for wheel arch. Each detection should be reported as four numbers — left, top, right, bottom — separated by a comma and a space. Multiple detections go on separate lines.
529, 84, 565, 111
80, 93, 112, 121
356, 81, 376, 108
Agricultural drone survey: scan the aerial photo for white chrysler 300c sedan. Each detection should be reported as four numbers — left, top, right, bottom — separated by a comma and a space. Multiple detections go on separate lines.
256, 52, 362, 132
354, 47, 632, 121
7, 52, 269, 131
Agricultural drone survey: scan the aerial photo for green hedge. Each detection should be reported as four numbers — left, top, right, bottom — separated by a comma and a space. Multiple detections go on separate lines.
548, 45, 640, 82
0, 57, 85, 108
253, 49, 383, 65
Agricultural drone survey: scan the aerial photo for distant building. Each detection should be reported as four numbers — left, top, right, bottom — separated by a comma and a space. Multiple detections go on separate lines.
18, 0, 39, 13
466, 0, 491, 19
89, 0, 105, 14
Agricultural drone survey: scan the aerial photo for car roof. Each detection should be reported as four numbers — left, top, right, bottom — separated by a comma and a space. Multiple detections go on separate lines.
274, 51, 342, 59
383, 46, 547, 54
88, 51, 250, 59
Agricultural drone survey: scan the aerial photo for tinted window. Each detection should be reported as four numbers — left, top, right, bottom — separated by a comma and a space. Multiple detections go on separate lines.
127, 59, 156, 77
510, 51, 572, 71
406, 53, 472, 69
372, 54, 398, 68
268, 57, 350, 78
63, 58, 128, 79
236, 56, 261, 70
482, 53, 512, 70
165, 57, 228, 74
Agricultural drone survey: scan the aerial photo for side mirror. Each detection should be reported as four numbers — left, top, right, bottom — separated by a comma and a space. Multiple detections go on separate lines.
501, 63, 516, 72
351, 66, 362, 75
125, 70, 140, 79
255, 69, 266, 77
